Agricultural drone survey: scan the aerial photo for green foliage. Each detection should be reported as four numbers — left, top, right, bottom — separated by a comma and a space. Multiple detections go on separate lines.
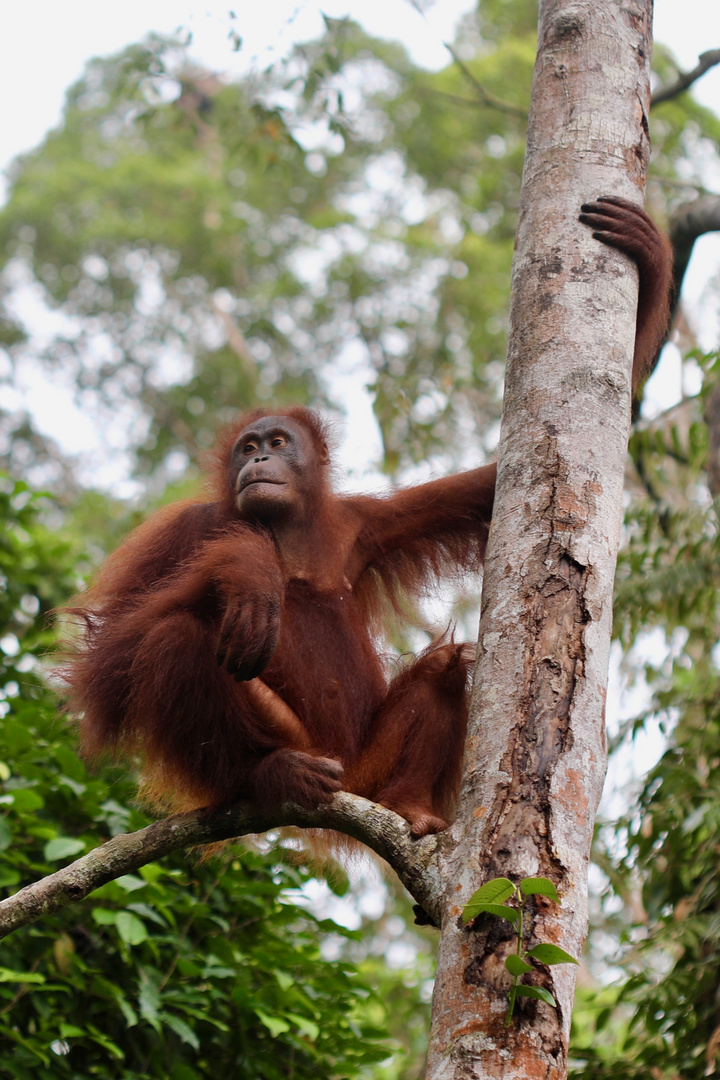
649, 44, 720, 210
568, 353, 720, 1079
462, 876, 578, 1024
349, 919, 434, 1080
0, 481, 404, 1078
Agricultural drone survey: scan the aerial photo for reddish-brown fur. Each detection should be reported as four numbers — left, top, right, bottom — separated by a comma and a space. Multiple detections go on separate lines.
578, 196, 674, 393
65, 411, 494, 836
63, 198, 672, 838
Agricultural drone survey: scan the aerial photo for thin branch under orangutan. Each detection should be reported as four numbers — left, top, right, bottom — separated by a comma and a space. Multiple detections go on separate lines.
0, 793, 444, 942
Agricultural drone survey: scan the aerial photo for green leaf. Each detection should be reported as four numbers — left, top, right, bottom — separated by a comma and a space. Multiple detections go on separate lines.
681, 803, 708, 835
469, 877, 516, 904
506, 954, 533, 976
275, 970, 294, 991
92, 908, 118, 926
57, 775, 86, 796
87, 1029, 125, 1060
59, 1024, 85, 1038
519, 877, 559, 901
596, 1006, 612, 1033
514, 985, 557, 1007
115, 874, 147, 893
115, 912, 148, 945
472, 903, 519, 923
0, 967, 45, 984
44, 836, 85, 861
462, 878, 516, 922
127, 902, 167, 926
115, 995, 139, 1028
53, 746, 86, 782
0, 866, 20, 887
11, 788, 44, 811
255, 1009, 291, 1037
4, 1027, 50, 1065
526, 943, 579, 966
163, 1013, 200, 1049
287, 1012, 320, 1041
200, 964, 237, 979
138, 979, 161, 1025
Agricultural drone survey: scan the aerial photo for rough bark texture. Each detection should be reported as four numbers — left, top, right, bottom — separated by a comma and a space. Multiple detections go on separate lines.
426, 2, 654, 1076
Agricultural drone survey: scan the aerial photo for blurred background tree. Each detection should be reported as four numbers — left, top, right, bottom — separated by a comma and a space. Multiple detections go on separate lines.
1, 2, 720, 1075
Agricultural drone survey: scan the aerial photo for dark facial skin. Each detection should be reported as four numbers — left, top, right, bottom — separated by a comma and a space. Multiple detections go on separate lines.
232, 416, 325, 522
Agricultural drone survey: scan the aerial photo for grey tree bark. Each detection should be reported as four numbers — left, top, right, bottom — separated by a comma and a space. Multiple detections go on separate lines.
425, 1, 654, 1076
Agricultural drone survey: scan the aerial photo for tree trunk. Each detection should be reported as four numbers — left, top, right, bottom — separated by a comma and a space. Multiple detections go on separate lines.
426, 1, 654, 1076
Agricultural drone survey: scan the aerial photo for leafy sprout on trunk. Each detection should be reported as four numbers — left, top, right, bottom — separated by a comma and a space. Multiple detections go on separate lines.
462, 876, 579, 1025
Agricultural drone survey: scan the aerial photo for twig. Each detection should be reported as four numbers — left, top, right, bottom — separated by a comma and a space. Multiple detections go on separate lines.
444, 44, 528, 119
0, 792, 444, 940
652, 49, 720, 106
426, 88, 503, 111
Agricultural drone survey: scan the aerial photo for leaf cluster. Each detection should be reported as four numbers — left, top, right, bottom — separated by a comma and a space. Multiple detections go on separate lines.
462, 876, 577, 1024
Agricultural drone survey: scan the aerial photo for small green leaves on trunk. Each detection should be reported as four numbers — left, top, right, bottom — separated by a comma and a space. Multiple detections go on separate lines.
461, 876, 579, 1025
519, 877, 560, 902
526, 942, 578, 966
514, 985, 557, 1008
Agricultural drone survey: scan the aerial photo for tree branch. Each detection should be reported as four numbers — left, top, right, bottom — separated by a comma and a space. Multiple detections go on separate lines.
669, 195, 720, 306
444, 44, 528, 118
423, 88, 509, 112
0, 791, 444, 941
652, 49, 720, 106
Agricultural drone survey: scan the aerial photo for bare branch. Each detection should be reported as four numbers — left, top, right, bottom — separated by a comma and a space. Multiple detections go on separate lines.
425, 88, 504, 111
652, 49, 720, 106
0, 792, 444, 941
444, 44, 528, 119
669, 195, 720, 311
